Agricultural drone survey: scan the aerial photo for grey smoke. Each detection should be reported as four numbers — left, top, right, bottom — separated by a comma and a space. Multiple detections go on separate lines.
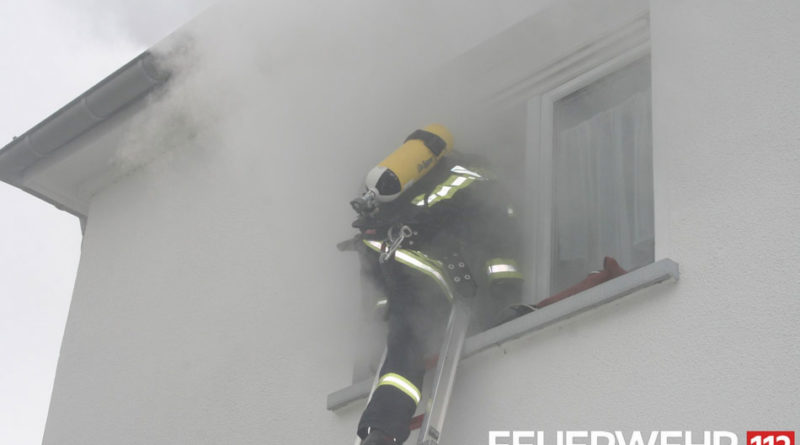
65, 0, 216, 46
103, 0, 652, 385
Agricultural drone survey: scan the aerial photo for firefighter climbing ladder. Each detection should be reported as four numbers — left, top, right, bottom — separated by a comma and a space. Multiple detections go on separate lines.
356, 292, 474, 445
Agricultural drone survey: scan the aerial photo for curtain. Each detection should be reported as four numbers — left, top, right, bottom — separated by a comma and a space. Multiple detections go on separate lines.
551, 89, 654, 295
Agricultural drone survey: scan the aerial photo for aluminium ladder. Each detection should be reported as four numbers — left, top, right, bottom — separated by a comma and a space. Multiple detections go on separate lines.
357, 281, 475, 445
415, 295, 473, 445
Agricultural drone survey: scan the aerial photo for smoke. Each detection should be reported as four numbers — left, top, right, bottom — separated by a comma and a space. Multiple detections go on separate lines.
100, 0, 652, 394
108, 0, 645, 320
96, 3, 566, 406
64, 0, 216, 47
110, 0, 555, 189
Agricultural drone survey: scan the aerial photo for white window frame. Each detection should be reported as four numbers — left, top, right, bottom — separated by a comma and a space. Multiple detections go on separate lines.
524, 42, 653, 302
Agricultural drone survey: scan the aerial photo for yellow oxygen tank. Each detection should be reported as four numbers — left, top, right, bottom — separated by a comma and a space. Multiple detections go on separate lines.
364, 124, 454, 203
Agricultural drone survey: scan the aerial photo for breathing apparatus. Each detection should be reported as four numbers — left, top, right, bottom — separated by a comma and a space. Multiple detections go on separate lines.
350, 124, 454, 218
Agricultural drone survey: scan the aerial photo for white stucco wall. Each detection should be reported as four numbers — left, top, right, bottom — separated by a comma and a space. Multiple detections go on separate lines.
43, 1, 799, 444
444, 1, 800, 441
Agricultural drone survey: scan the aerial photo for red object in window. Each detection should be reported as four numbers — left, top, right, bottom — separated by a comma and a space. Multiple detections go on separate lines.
536, 256, 627, 308
409, 414, 424, 431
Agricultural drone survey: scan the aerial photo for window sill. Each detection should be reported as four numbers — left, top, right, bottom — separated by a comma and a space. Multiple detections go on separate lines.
326, 258, 679, 411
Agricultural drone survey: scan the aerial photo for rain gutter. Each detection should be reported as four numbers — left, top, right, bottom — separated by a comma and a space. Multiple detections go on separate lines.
0, 51, 169, 220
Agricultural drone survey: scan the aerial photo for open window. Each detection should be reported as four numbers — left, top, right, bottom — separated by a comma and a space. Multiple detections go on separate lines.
526, 46, 654, 302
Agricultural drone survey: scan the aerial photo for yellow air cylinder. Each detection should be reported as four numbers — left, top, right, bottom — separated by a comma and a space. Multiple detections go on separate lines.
364, 124, 454, 203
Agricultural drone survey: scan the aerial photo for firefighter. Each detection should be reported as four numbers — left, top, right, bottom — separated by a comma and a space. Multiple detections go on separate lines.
347, 125, 524, 445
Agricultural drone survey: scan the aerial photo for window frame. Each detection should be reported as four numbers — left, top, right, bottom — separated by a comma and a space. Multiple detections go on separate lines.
524, 43, 653, 302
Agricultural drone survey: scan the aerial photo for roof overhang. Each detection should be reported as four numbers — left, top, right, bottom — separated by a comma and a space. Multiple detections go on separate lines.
0, 52, 168, 219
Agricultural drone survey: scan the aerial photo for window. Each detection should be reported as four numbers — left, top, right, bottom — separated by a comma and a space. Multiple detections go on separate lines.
527, 49, 654, 300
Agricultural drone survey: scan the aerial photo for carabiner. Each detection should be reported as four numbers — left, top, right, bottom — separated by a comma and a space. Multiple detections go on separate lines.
379, 225, 413, 263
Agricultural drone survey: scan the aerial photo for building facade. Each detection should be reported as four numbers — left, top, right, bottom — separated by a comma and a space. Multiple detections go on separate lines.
1, 1, 797, 444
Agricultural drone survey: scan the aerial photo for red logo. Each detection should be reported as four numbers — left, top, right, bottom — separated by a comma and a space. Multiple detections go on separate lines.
747, 432, 794, 445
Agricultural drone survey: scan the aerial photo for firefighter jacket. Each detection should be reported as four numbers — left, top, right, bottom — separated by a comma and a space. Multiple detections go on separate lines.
352, 151, 524, 328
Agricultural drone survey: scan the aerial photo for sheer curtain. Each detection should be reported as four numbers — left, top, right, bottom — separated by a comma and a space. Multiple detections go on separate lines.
551, 84, 654, 295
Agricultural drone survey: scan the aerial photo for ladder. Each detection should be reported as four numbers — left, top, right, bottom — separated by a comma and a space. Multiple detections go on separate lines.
415, 295, 473, 445
357, 284, 475, 445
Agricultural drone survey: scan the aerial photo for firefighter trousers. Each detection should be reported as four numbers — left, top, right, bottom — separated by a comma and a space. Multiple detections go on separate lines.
357, 262, 449, 444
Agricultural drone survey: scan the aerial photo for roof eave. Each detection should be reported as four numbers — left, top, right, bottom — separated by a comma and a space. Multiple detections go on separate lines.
0, 51, 170, 219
